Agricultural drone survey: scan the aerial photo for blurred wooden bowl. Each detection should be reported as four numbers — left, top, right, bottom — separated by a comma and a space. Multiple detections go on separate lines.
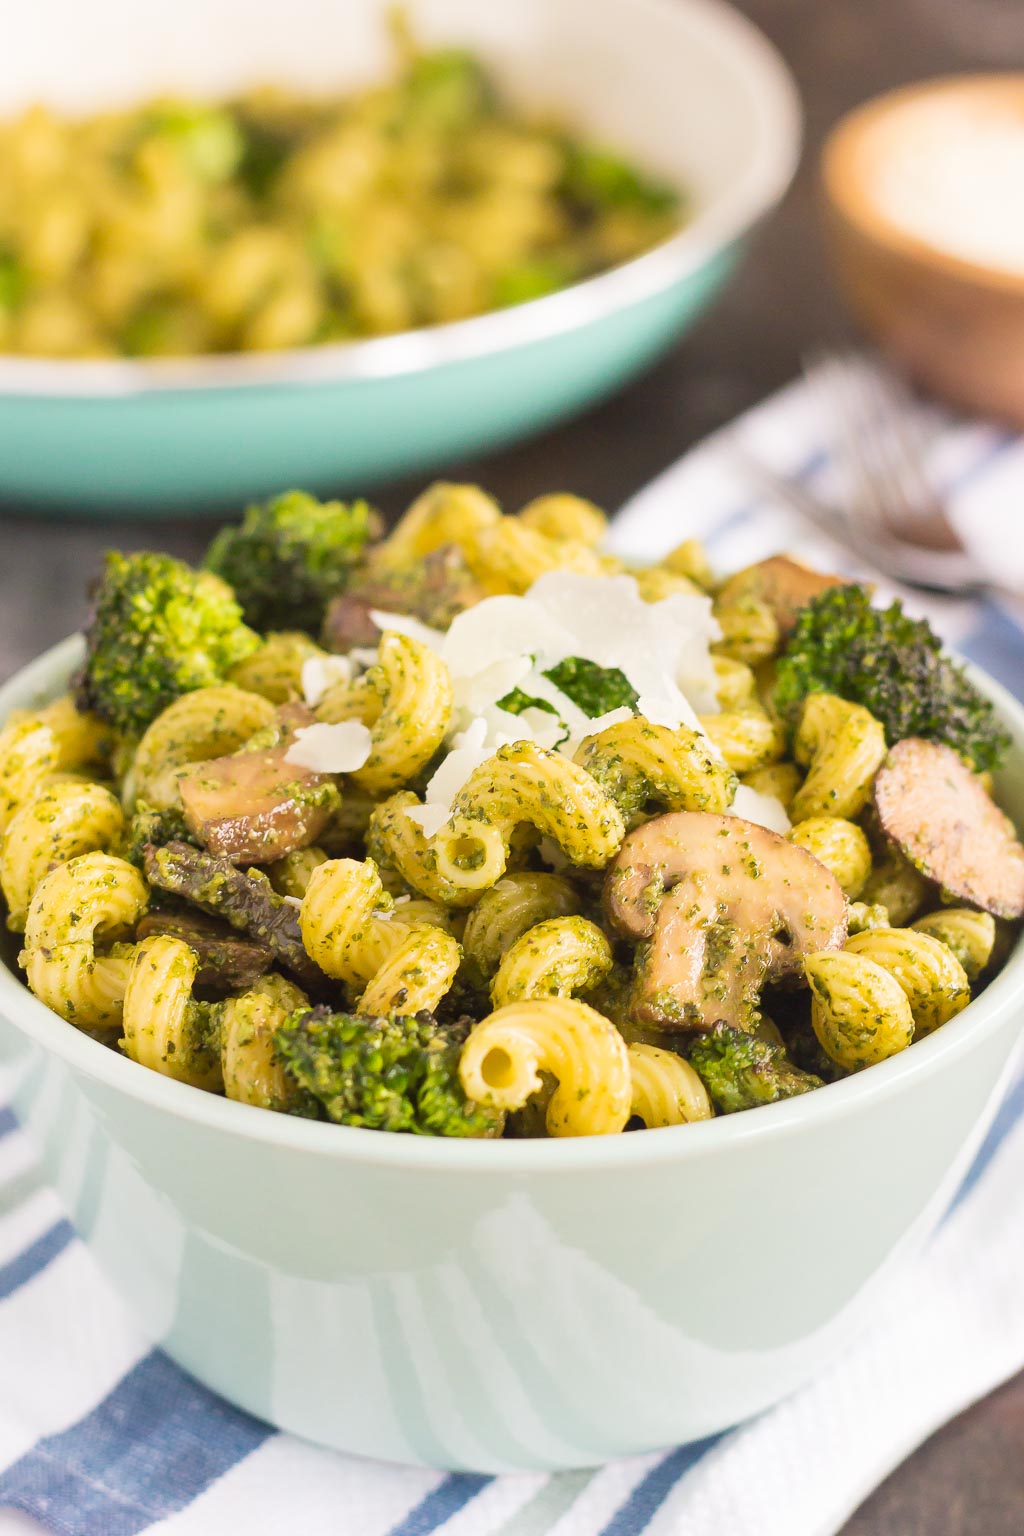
821, 75, 1024, 424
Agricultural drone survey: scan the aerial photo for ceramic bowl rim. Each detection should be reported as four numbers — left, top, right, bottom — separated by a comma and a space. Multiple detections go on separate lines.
821, 72, 1024, 297
0, 0, 801, 400
3, 633, 1024, 1171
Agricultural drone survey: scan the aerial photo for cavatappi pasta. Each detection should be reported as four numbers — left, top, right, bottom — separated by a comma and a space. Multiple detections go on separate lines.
0, 31, 681, 360
4, 481, 1021, 1137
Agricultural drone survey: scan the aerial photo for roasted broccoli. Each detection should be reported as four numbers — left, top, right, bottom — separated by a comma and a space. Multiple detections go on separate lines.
204, 490, 379, 633
687, 1022, 822, 1114
274, 1007, 502, 1136
774, 584, 1009, 772
119, 800, 198, 868
74, 551, 259, 737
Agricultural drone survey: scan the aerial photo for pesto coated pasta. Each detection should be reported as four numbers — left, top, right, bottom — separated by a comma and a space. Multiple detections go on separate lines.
0, 37, 681, 359
4, 488, 1020, 1138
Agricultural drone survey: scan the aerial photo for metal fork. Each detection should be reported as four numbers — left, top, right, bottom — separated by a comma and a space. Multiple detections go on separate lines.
734, 353, 992, 597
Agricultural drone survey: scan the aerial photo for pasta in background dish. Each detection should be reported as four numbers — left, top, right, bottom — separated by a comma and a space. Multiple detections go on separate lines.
4, 478, 1022, 1137
0, 23, 681, 359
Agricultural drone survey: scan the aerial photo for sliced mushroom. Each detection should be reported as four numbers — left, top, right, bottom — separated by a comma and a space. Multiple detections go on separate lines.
874, 737, 1024, 918
136, 911, 273, 993
604, 810, 848, 1028
178, 703, 337, 864
716, 556, 847, 639
144, 840, 329, 995
322, 544, 485, 652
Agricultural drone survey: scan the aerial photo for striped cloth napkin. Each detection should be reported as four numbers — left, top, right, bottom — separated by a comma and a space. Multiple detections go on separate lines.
3, 370, 1024, 1536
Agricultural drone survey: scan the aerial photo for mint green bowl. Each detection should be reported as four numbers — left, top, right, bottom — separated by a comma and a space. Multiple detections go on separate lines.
0, 0, 800, 513
1, 635, 1024, 1470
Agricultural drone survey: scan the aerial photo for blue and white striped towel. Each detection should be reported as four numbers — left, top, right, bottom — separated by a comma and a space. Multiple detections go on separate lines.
3, 370, 1024, 1536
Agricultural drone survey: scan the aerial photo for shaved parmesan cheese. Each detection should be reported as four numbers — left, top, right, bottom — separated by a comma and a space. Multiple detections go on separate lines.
453, 654, 531, 716
636, 692, 699, 732
369, 610, 446, 650
728, 784, 791, 835
397, 569, 723, 839
405, 803, 454, 839
284, 721, 372, 774
301, 654, 353, 707
281, 894, 303, 909
441, 594, 576, 675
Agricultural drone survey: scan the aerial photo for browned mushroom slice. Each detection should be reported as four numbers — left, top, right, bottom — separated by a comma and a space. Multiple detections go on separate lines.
874, 737, 1024, 918
604, 810, 848, 1028
717, 556, 847, 638
144, 841, 329, 994
178, 703, 338, 865
136, 911, 273, 993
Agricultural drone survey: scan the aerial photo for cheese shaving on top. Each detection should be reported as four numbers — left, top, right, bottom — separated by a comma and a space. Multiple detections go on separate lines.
365, 572, 723, 838
301, 654, 353, 707
284, 721, 373, 774
728, 784, 791, 835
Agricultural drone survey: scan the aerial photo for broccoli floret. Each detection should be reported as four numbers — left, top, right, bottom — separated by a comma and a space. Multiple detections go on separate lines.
688, 1022, 822, 1114
137, 101, 244, 182
562, 144, 679, 218
498, 656, 638, 732
274, 1007, 502, 1137
119, 800, 198, 868
74, 551, 259, 737
774, 584, 1009, 772
204, 490, 379, 633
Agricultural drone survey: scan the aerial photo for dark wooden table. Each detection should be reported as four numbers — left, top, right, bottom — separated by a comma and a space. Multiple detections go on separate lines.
2, 2, 1023, 1529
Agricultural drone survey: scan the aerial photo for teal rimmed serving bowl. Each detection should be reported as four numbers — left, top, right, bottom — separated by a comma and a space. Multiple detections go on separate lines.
1, 634, 1023, 1469
0, 0, 800, 514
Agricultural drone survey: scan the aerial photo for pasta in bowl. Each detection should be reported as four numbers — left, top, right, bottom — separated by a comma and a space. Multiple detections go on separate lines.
2, 484, 1024, 1468
3, 484, 1022, 1138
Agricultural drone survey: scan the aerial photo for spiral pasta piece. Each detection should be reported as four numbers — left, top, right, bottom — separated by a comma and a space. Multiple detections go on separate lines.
663, 537, 715, 591
713, 657, 759, 710
435, 741, 625, 893
221, 973, 309, 1109
121, 935, 223, 1089
859, 841, 931, 926
574, 718, 736, 821
490, 916, 613, 1008
35, 696, 113, 766
299, 855, 460, 1013
0, 718, 60, 829
790, 694, 887, 821
844, 927, 971, 1036
462, 520, 604, 595
22, 852, 147, 1035
630, 567, 703, 602
788, 816, 872, 898
461, 872, 581, 979
299, 857, 403, 988
805, 950, 914, 1070
627, 1043, 714, 1129
358, 924, 462, 1016
350, 633, 453, 796
315, 675, 383, 727
459, 997, 632, 1136
697, 709, 785, 774
911, 908, 996, 983
518, 493, 607, 547
381, 481, 502, 562
131, 685, 275, 809
741, 761, 802, 812
1, 779, 124, 930
711, 595, 780, 664
228, 631, 324, 703
266, 845, 328, 899
366, 791, 477, 906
